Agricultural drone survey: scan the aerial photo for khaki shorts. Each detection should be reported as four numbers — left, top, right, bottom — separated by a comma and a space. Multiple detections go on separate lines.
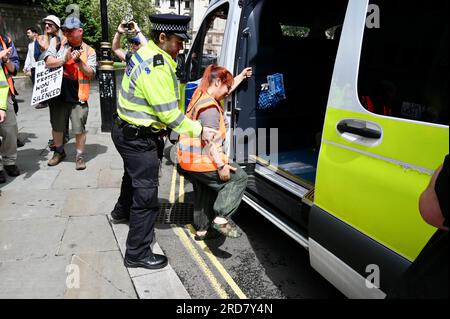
49, 100, 88, 134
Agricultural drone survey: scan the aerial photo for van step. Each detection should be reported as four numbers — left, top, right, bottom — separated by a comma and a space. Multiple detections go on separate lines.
243, 193, 309, 250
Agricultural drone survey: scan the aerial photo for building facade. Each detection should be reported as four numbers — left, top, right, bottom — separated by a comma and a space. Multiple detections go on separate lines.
151, 0, 213, 47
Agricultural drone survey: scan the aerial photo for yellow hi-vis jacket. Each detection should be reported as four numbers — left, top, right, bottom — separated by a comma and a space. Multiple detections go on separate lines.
0, 67, 8, 111
118, 40, 202, 137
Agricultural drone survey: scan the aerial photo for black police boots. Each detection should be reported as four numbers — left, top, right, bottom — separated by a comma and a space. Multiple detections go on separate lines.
124, 254, 168, 270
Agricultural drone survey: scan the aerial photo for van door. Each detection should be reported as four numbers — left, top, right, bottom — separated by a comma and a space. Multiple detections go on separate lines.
310, 0, 449, 298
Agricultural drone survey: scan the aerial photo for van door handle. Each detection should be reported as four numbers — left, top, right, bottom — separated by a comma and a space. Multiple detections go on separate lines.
337, 121, 382, 139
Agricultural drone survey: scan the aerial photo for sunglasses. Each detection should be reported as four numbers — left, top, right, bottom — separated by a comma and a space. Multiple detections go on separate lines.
44, 22, 56, 27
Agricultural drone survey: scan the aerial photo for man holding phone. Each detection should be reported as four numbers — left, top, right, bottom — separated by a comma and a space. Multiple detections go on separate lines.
112, 20, 147, 64
44, 16, 96, 170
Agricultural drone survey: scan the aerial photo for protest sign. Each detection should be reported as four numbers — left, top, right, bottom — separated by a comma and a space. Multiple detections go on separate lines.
31, 60, 63, 105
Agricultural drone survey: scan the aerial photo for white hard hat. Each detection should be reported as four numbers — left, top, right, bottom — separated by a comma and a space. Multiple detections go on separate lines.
43, 15, 61, 29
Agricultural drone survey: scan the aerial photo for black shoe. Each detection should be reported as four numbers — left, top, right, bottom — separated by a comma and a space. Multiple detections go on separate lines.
110, 210, 130, 224
124, 254, 168, 270
17, 139, 25, 148
4, 165, 20, 177
0, 170, 6, 183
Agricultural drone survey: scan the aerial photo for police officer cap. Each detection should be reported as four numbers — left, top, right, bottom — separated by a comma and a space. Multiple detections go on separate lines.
150, 14, 191, 40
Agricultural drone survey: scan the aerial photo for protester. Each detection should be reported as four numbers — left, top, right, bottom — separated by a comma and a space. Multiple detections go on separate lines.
0, 36, 21, 182
35, 15, 63, 113
23, 27, 39, 80
43, 16, 96, 170
178, 65, 251, 240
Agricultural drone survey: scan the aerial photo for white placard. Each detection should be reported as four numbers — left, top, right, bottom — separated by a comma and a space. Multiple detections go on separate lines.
31, 60, 63, 105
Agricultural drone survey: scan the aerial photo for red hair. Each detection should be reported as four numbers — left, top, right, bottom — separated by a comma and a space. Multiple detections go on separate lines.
198, 64, 234, 93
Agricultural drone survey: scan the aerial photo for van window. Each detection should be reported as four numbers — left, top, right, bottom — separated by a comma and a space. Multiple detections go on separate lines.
188, 3, 229, 81
358, 1, 449, 126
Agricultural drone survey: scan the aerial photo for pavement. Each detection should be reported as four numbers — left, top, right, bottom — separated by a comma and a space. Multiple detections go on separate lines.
0, 76, 190, 299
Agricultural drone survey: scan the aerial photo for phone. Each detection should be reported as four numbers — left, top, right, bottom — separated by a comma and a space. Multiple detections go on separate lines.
122, 22, 133, 31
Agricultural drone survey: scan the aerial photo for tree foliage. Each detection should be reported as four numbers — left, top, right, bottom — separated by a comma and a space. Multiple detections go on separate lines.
34, 0, 155, 49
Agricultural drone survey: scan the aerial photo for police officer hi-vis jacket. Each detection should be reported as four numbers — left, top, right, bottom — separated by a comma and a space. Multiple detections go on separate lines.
111, 14, 203, 270
117, 19, 202, 137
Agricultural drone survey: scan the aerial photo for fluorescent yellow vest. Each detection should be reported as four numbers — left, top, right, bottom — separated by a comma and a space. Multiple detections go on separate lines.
0, 67, 8, 111
118, 40, 202, 137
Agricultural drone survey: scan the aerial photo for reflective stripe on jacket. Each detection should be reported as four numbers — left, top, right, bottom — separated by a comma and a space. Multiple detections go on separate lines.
117, 40, 202, 137
0, 67, 8, 110
178, 90, 228, 172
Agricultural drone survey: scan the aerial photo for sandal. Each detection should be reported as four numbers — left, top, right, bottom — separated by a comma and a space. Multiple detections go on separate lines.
194, 228, 222, 241
212, 221, 242, 238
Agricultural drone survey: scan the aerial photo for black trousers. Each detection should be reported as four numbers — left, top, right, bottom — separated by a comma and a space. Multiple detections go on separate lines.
111, 120, 160, 260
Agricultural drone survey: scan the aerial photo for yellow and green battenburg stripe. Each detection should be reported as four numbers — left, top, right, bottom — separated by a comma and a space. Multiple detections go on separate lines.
118, 40, 201, 138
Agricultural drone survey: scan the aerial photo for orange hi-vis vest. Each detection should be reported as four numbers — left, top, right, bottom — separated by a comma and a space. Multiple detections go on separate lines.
61, 40, 94, 102
0, 35, 16, 96
178, 91, 229, 172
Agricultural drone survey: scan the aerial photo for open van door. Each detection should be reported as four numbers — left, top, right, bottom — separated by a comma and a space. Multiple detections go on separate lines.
310, 0, 449, 298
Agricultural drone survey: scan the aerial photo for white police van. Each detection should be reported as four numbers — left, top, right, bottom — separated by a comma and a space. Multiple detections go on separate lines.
181, 0, 449, 298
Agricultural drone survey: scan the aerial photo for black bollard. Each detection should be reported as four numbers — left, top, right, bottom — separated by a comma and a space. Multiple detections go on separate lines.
98, 0, 116, 133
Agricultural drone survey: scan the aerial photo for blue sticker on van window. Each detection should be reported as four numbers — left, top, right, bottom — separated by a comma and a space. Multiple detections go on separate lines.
126, 60, 135, 76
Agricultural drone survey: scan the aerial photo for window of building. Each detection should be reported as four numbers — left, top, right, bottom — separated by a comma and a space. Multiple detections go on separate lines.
185, 0, 190, 9
358, 0, 449, 126
170, 0, 176, 8
155, 0, 160, 7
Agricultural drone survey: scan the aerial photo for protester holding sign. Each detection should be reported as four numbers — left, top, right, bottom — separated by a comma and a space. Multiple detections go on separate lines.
43, 16, 96, 171
0, 34, 21, 182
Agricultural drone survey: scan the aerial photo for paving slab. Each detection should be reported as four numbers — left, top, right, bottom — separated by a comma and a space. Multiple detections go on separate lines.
62, 188, 120, 217
0, 189, 66, 220
98, 168, 124, 188
132, 268, 191, 299
57, 215, 118, 255
0, 217, 68, 261
0, 169, 60, 191
0, 255, 71, 299
64, 252, 137, 299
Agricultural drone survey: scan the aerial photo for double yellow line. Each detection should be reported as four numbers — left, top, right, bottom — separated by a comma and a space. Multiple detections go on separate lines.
169, 166, 247, 299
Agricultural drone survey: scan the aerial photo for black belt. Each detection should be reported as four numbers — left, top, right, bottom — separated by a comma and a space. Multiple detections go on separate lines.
113, 114, 166, 139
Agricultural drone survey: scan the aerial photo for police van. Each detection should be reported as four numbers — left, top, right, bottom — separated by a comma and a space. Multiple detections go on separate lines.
180, 0, 449, 298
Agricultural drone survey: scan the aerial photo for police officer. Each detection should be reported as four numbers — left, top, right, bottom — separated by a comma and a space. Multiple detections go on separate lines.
111, 14, 209, 269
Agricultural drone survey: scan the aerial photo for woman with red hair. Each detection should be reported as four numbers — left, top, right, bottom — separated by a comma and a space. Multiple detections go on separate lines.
178, 64, 252, 240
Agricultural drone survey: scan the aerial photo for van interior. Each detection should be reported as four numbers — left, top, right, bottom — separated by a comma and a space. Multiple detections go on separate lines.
235, 0, 348, 187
